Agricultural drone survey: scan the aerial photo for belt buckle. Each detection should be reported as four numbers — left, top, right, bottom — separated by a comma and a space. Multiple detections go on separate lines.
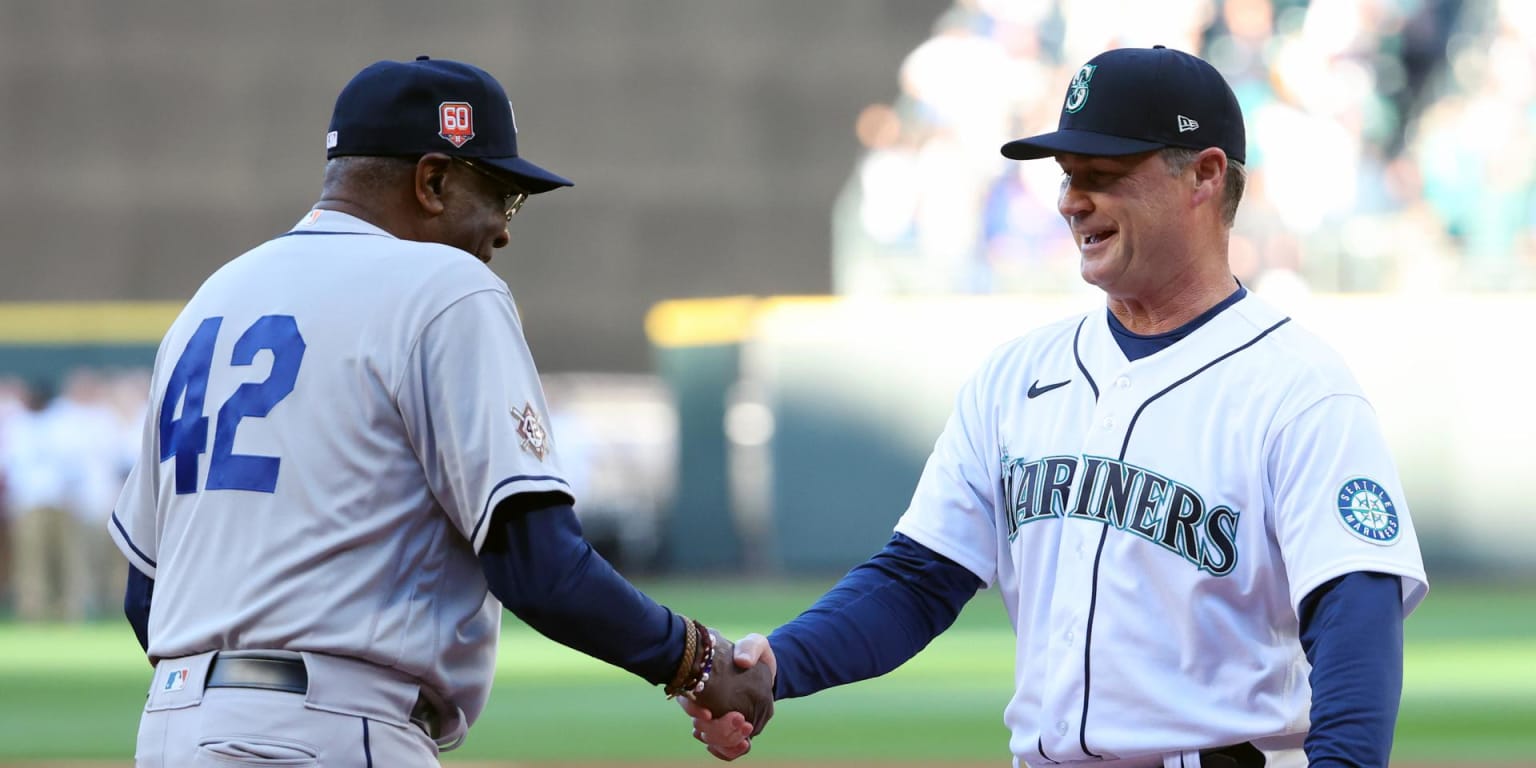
1198, 742, 1265, 768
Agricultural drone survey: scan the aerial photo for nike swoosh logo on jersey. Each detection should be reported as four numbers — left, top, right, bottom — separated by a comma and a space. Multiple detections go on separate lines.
1027, 379, 1071, 398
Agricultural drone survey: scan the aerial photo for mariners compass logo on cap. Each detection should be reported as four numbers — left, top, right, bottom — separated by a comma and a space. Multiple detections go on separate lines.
1001, 45, 1246, 164
1064, 64, 1096, 113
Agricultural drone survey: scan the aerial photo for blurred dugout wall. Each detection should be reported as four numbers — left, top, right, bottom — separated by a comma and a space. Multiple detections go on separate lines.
0, 1, 943, 374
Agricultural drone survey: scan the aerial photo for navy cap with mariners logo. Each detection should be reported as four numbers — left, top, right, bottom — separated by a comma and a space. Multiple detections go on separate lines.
1001, 45, 1246, 164
326, 55, 572, 193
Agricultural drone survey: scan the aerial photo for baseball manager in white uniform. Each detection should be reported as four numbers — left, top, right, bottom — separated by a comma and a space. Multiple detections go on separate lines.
110, 56, 769, 766
686, 46, 1428, 768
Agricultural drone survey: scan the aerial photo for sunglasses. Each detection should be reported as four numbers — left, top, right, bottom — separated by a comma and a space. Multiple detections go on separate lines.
452, 157, 530, 221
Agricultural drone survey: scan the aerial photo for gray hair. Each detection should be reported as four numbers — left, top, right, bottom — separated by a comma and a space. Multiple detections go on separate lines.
1160, 147, 1246, 227
321, 155, 418, 195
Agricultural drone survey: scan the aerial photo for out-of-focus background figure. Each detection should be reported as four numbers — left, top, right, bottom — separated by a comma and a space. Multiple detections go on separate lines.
1, 370, 142, 622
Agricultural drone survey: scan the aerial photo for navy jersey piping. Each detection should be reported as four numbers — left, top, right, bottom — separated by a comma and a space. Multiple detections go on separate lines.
362, 717, 373, 767
1072, 317, 1100, 399
1069, 315, 1104, 758
1077, 316, 1291, 758
274, 230, 396, 239
470, 474, 572, 543
111, 512, 156, 568
1117, 318, 1291, 460
1037, 736, 1056, 763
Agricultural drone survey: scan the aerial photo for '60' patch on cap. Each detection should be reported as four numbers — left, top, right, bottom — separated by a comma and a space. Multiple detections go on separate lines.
439, 101, 475, 148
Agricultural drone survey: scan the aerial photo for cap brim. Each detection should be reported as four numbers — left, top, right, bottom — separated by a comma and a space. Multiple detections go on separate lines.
1001, 130, 1166, 160
480, 156, 573, 194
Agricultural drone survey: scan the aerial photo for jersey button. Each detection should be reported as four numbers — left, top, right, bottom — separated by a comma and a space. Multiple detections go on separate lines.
1056, 720, 1069, 734
1101, 416, 1115, 430
1115, 376, 1130, 389
1065, 630, 1076, 643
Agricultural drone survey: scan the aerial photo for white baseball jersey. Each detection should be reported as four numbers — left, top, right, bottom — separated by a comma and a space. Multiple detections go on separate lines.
109, 209, 569, 742
893, 293, 1427, 767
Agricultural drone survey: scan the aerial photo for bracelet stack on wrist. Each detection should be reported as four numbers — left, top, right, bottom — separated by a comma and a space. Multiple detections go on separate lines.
665, 616, 716, 699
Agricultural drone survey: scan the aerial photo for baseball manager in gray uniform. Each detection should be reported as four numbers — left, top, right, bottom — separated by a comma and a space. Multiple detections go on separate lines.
109, 56, 771, 766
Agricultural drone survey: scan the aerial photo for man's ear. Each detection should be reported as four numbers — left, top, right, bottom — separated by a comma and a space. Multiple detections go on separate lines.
1190, 147, 1227, 209
414, 153, 453, 216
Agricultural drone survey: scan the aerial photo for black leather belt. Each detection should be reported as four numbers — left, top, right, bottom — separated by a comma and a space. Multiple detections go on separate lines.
207, 650, 308, 693
1198, 742, 1265, 767
205, 651, 441, 740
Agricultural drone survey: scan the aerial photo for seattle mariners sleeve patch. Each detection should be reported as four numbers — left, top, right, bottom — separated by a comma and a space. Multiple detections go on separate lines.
1335, 477, 1400, 544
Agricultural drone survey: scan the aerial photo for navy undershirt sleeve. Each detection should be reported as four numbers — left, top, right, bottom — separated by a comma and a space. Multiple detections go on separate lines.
1298, 571, 1404, 767
477, 496, 685, 686
768, 532, 983, 699
124, 565, 153, 654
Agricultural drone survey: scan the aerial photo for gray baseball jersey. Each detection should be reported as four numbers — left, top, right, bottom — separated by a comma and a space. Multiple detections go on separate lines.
109, 209, 569, 741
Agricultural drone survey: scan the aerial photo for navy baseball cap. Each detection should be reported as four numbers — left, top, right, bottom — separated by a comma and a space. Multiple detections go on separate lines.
1001, 46, 1245, 164
326, 56, 572, 193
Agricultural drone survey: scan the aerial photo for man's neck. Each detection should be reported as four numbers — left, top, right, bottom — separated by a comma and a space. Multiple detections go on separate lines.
1106, 270, 1240, 335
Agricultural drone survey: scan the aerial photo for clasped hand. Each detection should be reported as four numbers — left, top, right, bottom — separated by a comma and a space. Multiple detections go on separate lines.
679, 633, 776, 761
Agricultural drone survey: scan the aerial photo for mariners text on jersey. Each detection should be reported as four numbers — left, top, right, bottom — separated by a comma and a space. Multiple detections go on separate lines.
1001, 452, 1239, 575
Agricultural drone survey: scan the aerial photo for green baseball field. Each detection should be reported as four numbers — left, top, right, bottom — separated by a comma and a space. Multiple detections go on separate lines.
0, 579, 1530, 767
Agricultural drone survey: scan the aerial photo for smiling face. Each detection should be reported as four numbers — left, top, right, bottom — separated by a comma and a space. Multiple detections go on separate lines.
1055, 150, 1197, 299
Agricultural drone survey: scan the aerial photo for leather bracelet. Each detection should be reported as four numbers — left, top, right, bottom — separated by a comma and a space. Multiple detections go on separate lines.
665, 615, 701, 698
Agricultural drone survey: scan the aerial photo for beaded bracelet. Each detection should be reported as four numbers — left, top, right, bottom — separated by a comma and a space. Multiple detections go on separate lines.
687, 621, 715, 698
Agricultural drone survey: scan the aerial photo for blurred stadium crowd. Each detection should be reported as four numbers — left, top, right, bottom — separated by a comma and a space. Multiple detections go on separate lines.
0, 369, 148, 622
833, 0, 1535, 296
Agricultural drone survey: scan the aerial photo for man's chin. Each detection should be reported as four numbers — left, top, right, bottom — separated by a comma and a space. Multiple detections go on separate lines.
1079, 259, 1112, 290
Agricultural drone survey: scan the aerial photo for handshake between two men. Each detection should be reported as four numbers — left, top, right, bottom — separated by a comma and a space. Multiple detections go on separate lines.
676, 632, 777, 761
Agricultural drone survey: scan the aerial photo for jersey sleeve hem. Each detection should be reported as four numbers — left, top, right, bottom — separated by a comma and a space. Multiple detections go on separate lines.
893, 519, 995, 588
1290, 561, 1428, 619
469, 474, 573, 552
108, 512, 157, 578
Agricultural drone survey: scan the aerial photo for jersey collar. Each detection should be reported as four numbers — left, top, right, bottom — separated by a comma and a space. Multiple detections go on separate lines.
285, 208, 397, 238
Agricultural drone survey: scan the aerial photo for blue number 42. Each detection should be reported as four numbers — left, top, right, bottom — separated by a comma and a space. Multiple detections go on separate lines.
158, 315, 306, 494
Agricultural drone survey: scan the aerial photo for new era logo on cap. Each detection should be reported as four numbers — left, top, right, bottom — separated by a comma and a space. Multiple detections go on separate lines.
1000, 46, 1246, 164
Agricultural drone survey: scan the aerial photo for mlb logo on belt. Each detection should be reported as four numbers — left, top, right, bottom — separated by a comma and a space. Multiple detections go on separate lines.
439, 101, 475, 147
164, 668, 189, 692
